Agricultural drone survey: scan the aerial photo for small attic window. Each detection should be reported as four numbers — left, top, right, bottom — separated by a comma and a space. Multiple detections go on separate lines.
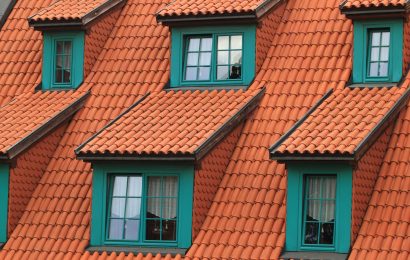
353, 20, 403, 84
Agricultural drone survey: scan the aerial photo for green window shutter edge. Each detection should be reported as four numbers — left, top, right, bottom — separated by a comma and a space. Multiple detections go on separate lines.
0, 164, 10, 243
90, 161, 194, 248
353, 19, 403, 84
42, 31, 85, 90
285, 162, 353, 253
170, 25, 256, 87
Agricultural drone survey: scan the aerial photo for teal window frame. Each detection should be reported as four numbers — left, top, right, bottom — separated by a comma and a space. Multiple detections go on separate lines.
0, 163, 9, 243
171, 25, 256, 87
91, 161, 194, 248
353, 19, 403, 83
42, 31, 84, 90
285, 162, 352, 253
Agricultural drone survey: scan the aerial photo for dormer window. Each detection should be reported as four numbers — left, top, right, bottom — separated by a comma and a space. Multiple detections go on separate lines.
54, 40, 73, 85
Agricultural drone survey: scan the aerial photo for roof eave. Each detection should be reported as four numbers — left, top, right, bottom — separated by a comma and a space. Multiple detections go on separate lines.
340, 6, 407, 19
271, 154, 355, 163
76, 153, 196, 162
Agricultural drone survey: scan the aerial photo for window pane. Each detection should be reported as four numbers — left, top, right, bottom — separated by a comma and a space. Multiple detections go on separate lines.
55, 69, 62, 83
56, 56, 63, 69
125, 198, 141, 218
108, 219, 124, 239
230, 65, 241, 79
218, 36, 229, 50
306, 176, 321, 199
198, 67, 210, 80
64, 41, 72, 55
230, 35, 242, 49
230, 51, 242, 65
381, 32, 390, 46
128, 176, 142, 197
217, 51, 229, 65
163, 176, 178, 197
111, 198, 125, 218
147, 176, 162, 197
370, 47, 379, 62
380, 47, 389, 61
217, 66, 229, 80
147, 198, 161, 218
63, 69, 71, 83
162, 198, 177, 219
199, 52, 211, 66
304, 222, 319, 244
185, 67, 197, 80
379, 62, 388, 76
322, 177, 336, 199
369, 63, 378, 77
56, 41, 64, 54
321, 201, 335, 222
124, 219, 139, 240
188, 38, 200, 51
113, 176, 127, 196
372, 32, 381, 46
146, 219, 161, 240
306, 199, 320, 221
319, 222, 334, 244
162, 220, 176, 241
187, 53, 199, 66
201, 38, 212, 51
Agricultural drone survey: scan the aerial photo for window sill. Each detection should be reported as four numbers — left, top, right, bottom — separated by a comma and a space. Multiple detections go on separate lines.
347, 82, 398, 88
86, 246, 188, 257
166, 85, 249, 92
281, 251, 348, 260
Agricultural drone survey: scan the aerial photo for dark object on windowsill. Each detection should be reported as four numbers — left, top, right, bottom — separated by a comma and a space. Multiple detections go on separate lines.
86, 246, 188, 257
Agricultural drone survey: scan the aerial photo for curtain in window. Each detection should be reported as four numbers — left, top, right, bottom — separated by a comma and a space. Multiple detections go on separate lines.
147, 176, 178, 219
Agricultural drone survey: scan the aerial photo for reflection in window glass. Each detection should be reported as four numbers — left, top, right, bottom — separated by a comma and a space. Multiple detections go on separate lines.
368, 29, 390, 77
217, 35, 243, 80
185, 36, 212, 81
55, 40, 72, 84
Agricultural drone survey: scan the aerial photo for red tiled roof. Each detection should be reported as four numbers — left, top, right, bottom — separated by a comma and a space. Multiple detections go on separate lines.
29, 0, 123, 25
270, 86, 409, 158
77, 89, 264, 159
157, 0, 269, 18
340, 0, 408, 9
0, 90, 88, 159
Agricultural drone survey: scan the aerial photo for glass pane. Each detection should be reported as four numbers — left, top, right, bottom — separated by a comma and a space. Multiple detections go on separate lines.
146, 219, 161, 240
185, 67, 197, 80
163, 176, 178, 197
55, 69, 62, 83
230, 51, 242, 64
147, 176, 162, 197
63, 69, 71, 83
198, 67, 210, 80
217, 51, 229, 65
147, 198, 161, 218
128, 176, 142, 197
304, 222, 319, 244
188, 38, 200, 51
200, 38, 212, 51
230, 65, 241, 79
217, 66, 229, 80
111, 198, 125, 218
187, 53, 199, 66
162, 220, 177, 241
306, 176, 321, 199
56, 56, 63, 68
381, 32, 390, 46
64, 56, 71, 69
371, 47, 379, 62
369, 63, 378, 77
108, 219, 124, 239
162, 198, 177, 219
199, 52, 211, 66
380, 47, 389, 61
113, 176, 127, 196
64, 41, 72, 55
306, 200, 320, 221
371, 32, 381, 46
322, 177, 336, 199
230, 35, 242, 49
56, 41, 64, 55
379, 62, 388, 76
321, 201, 335, 222
218, 36, 229, 50
125, 198, 141, 218
124, 219, 139, 240
319, 223, 334, 244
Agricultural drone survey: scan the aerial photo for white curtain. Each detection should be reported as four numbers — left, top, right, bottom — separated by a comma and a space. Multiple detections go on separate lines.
306, 176, 336, 222
147, 176, 178, 219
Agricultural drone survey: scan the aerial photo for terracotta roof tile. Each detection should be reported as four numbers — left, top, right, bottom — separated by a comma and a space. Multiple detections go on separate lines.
157, 0, 267, 18
77, 89, 263, 159
270, 87, 408, 158
0, 90, 88, 159
340, 0, 408, 10
29, 0, 116, 24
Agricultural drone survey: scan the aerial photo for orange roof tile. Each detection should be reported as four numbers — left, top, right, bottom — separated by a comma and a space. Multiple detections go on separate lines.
29, 0, 125, 27
0, 90, 88, 159
77, 89, 264, 160
270, 87, 410, 159
340, 0, 408, 10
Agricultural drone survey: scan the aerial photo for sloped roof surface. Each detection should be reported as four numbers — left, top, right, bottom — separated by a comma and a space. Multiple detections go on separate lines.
77, 89, 263, 158
29, 0, 110, 22
271, 86, 408, 157
157, 0, 266, 17
0, 90, 88, 157
340, 0, 407, 9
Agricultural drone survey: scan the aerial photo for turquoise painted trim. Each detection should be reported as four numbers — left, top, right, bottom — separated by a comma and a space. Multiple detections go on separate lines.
171, 25, 256, 87
353, 19, 403, 83
285, 162, 352, 253
0, 164, 9, 243
91, 161, 194, 248
42, 31, 84, 90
